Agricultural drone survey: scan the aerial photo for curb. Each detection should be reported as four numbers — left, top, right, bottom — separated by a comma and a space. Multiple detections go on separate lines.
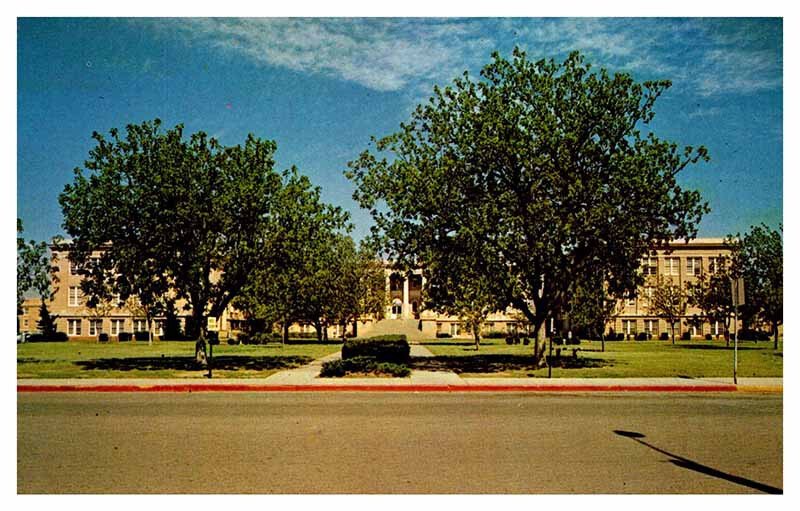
17, 383, 750, 393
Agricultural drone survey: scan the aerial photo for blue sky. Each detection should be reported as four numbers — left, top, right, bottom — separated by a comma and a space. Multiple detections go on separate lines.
17, 17, 783, 244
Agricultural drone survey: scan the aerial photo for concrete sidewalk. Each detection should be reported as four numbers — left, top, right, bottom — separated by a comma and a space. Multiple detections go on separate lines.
16, 344, 782, 393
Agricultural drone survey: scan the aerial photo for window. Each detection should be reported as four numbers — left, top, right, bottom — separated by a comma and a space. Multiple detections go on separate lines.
68, 319, 82, 336
450, 323, 459, 336
714, 321, 720, 336
645, 319, 658, 334
155, 320, 165, 336
686, 257, 702, 276
622, 320, 636, 335
111, 319, 124, 335
664, 257, 680, 276
641, 257, 658, 275
133, 319, 147, 332
23, 318, 29, 328
625, 295, 636, 307
436, 322, 442, 334
69, 260, 79, 275
68, 286, 81, 307
708, 257, 727, 275
89, 319, 103, 336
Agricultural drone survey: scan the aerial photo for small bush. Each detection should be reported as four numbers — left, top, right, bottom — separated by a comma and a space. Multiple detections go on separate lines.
635, 332, 650, 341
342, 336, 410, 363
289, 331, 318, 339
505, 336, 514, 345
98, 333, 109, 343
26, 332, 69, 342
681, 331, 691, 341
616, 333, 625, 341
705, 334, 713, 341
659, 332, 669, 341
134, 331, 150, 342
565, 336, 581, 345
319, 357, 410, 378
523, 337, 530, 345
737, 329, 770, 341
483, 331, 505, 339
118, 332, 132, 342
436, 332, 452, 338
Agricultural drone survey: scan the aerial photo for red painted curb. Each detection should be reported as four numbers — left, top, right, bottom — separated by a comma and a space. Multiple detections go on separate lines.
17, 384, 739, 393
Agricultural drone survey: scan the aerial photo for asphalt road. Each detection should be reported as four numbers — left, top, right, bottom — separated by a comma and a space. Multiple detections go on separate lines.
18, 392, 782, 494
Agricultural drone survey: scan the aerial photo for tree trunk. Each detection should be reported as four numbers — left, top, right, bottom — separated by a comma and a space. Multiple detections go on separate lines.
352, 320, 358, 339
671, 322, 676, 345
601, 332, 605, 353
314, 320, 323, 342
473, 329, 481, 351
773, 321, 779, 350
282, 320, 289, 344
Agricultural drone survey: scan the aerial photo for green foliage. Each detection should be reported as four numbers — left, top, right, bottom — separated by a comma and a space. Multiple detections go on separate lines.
727, 224, 782, 347
59, 119, 283, 340
341, 335, 410, 363
319, 357, 410, 378
346, 49, 709, 340
36, 302, 58, 337
17, 219, 60, 314
233, 168, 351, 341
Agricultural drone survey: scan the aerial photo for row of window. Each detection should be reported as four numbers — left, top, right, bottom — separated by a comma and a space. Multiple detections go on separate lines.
65, 318, 164, 336
641, 256, 727, 277
618, 319, 725, 336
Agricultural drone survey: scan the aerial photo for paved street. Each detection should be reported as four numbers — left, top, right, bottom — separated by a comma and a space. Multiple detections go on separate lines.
18, 392, 781, 494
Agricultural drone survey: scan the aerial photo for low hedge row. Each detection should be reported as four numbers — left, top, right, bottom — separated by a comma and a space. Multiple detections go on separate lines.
320, 356, 410, 378
341, 335, 410, 363
24, 332, 68, 342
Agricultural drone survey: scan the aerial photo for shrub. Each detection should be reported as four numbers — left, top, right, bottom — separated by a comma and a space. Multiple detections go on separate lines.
505, 336, 514, 345
616, 333, 625, 341
483, 331, 505, 339
289, 331, 318, 339
566, 336, 581, 345
342, 335, 410, 363
523, 337, 530, 345
98, 333, 109, 343
705, 333, 713, 341
436, 332, 452, 338
659, 332, 669, 341
681, 331, 691, 341
635, 332, 648, 341
553, 337, 564, 346
118, 332, 132, 342
737, 329, 770, 341
26, 332, 69, 342
134, 331, 150, 342
319, 357, 410, 378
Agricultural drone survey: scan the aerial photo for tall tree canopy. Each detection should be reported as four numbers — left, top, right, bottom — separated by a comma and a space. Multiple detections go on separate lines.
17, 219, 60, 315
728, 224, 783, 349
59, 119, 283, 342
346, 49, 709, 339
233, 169, 351, 342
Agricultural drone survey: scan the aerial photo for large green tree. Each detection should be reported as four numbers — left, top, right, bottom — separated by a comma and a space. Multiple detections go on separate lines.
649, 276, 686, 344
59, 120, 283, 354
234, 169, 350, 342
728, 224, 782, 349
347, 49, 709, 343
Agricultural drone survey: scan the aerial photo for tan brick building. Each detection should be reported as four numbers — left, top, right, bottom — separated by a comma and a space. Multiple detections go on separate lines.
18, 238, 736, 341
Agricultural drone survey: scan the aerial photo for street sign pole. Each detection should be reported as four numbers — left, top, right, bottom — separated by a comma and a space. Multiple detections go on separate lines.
731, 277, 745, 385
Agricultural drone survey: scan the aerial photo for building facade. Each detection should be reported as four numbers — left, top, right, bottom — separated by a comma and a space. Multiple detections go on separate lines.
18, 238, 736, 341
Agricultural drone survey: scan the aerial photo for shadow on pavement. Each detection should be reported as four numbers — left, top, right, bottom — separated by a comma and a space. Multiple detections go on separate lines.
410, 354, 607, 374
613, 430, 782, 494
76, 355, 313, 372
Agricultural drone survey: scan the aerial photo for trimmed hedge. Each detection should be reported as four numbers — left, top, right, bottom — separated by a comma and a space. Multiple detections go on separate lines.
118, 332, 132, 342
134, 331, 150, 342
25, 332, 68, 342
659, 332, 670, 341
238, 332, 283, 345
320, 357, 410, 378
737, 329, 770, 341
483, 331, 506, 339
436, 332, 452, 338
98, 333, 109, 343
341, 335, 410, 363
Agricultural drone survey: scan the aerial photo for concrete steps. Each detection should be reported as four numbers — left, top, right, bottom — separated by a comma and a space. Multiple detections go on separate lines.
365, 318, 428, 342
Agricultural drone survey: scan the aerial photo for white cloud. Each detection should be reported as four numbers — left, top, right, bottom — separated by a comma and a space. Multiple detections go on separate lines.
159, 18, 487, 92
144, 18, 781, 99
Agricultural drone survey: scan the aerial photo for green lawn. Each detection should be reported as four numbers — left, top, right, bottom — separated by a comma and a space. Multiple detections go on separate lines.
419, 338, 783, 378
17, 340, 342, 379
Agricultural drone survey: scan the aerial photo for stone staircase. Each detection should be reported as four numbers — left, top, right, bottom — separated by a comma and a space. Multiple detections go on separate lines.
364, 318, 428, 342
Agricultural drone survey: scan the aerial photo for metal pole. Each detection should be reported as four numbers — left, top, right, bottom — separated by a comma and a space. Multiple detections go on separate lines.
733, 305, 738, 385
548, 335, 553, 379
